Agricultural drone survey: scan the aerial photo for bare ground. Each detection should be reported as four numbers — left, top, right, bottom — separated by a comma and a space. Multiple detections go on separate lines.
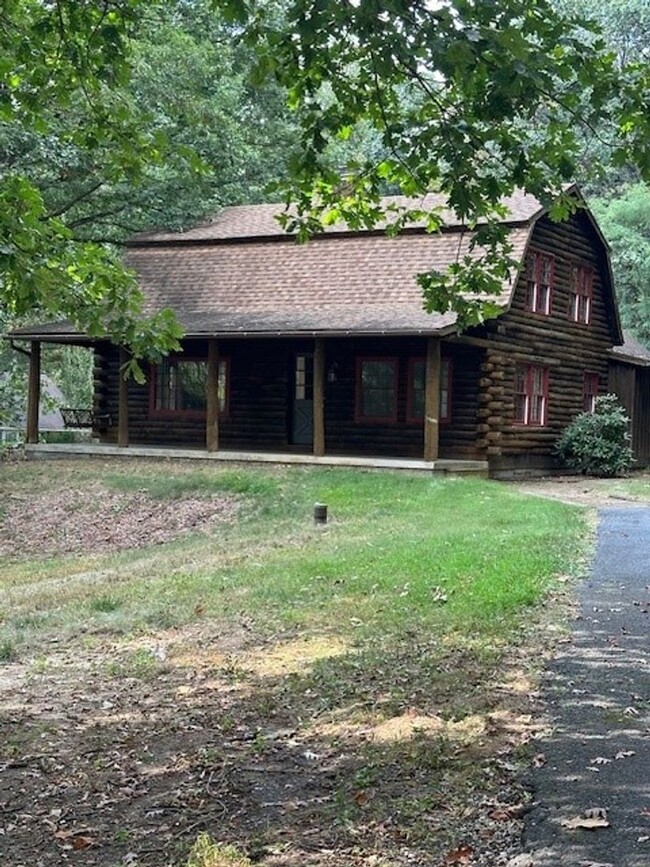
0, 468, 603, 867
516, 474, 648, 508
0, 622, 548, 867
0, 485, 239, 558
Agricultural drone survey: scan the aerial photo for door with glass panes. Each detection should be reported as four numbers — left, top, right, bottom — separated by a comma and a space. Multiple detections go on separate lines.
291, 353, 313, 445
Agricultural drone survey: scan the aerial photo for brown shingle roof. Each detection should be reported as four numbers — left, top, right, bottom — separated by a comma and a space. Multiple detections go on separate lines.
126, 226, 531, 337
610, 333, 650, 366
132, 189, 544, 244
8, 190, 567, 342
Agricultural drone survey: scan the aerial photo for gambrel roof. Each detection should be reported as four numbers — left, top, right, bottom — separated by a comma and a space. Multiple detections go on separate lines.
8, 187, 622, 343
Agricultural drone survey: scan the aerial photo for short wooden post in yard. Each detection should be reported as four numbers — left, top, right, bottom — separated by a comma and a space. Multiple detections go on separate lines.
118, 346, 129, 448
26, 340, 41, 444
424, 337, 441, 462
206, 339, 220, 452
313, 338, 326, 457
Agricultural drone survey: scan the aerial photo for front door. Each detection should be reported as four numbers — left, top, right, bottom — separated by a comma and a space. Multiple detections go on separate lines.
291, 353, 314, 445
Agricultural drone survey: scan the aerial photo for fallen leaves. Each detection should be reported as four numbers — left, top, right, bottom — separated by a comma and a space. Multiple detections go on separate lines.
561, 807, 610, 831
615, 750, 635, 760
444, 844, 474, 863
53, 829, 97, 850
488, 803, 528, 821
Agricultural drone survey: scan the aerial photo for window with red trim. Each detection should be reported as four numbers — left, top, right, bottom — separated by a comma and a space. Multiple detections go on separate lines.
152, 357, 229, 416
569, 265, 593, 324
356, 358, 397, 422
525, 251, 554, 315
514, 364, 549, 426
583, 371, 599, 413
407, 357, 452, 423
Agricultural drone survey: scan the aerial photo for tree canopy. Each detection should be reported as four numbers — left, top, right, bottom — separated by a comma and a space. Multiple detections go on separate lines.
3, 0, 650, 356
223, 0, 650, 325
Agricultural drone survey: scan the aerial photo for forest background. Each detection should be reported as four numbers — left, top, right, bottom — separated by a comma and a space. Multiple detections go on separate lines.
2, 0, 650, 426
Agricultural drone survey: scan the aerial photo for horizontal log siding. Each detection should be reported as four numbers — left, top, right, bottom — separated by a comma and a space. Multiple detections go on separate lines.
324, 338, 482, 459
440, 343, 482, 458
93, 337, 483, 458
93, 343, 113, 439
474, 211, 616, 468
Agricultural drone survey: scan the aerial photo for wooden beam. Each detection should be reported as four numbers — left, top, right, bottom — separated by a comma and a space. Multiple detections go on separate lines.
424, 337, 441, 462
118, 347, 129, 448
26, 340, 41, 444
313, 339, 325, 456
206, 339, 220, 452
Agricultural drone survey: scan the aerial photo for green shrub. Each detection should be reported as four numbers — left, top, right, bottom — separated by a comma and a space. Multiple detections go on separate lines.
556, 394, 634, 477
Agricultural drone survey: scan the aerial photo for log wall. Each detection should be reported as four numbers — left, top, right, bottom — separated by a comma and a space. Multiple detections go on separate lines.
470, 210, 619, 473
94, 337, 484, 459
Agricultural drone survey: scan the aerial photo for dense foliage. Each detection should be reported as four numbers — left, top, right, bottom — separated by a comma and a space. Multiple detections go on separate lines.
556, 394, 634, 477
4, 0, 650, 422
592, 185, 650, 345
229, 0, 650, 326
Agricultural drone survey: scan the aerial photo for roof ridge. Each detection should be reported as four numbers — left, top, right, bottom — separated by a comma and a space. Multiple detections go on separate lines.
130, 188, 547, 246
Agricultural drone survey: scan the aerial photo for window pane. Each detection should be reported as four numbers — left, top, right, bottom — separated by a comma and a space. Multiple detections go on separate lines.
530, 394, 544, 424
411, 361, 425, 419
362, 361, 394, 390
514, 394, 528, 424
156, 361, 169, 410
155, 358, 228, 414
218, 360, 227, 413
178, 362, 207, 410
360, 361, 395, 419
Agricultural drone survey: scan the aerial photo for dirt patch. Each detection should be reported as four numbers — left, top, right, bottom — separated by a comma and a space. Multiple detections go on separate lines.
515, 475, 646, 508
0, 624, 544, 867
0, 485, 239, 558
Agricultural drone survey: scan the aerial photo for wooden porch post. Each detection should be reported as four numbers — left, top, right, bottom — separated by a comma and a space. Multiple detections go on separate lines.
118, 346, 129, 448
26, 340, 41, 444
313, 338, 325, 457
206, 339, 220, 452
424, 337, 441, 462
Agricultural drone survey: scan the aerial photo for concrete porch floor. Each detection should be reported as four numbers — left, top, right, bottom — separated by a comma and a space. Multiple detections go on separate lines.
24, 443, 489, 475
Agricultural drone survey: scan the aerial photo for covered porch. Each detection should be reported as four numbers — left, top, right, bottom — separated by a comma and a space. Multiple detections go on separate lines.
15, 329, 487, 469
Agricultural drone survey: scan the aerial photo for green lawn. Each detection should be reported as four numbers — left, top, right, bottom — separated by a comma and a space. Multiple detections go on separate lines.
0, 459, 591, 866
0, 460, 587, 656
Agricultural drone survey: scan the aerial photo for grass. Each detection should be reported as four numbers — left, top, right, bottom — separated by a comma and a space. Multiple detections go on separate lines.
0, 460, 588, 656
184, 836, 252, 867
613, 476, 650, 499
0, 459, 595, 865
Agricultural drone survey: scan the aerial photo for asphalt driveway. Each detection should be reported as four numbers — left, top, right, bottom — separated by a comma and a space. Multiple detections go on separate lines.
522, 507, 650, 866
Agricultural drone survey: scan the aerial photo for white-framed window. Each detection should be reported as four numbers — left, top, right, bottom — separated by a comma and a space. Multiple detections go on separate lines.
514, 364, 549, 426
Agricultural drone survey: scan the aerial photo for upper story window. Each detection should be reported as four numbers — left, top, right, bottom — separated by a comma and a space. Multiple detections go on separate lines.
514, 364, 549, 426
355, 358, 398, 423
583, 371, 599, 413
407, 357, 452, 423
152, 357, 229, 416
525, 251, 554, 316
569, 264, 593, 325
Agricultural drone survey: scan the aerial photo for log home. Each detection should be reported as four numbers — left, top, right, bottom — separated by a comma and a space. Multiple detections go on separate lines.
10, 186, 649, 474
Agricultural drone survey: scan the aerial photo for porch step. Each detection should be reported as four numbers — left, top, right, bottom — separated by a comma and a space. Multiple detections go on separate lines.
24, 443, 489, 475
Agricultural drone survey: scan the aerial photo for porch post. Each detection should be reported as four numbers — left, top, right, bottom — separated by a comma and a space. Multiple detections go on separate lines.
118, 346, 129, 448
26, 340, 41, 444
313, 338, 325, 457
206, 338, 220, 452
424, 337, 441, 462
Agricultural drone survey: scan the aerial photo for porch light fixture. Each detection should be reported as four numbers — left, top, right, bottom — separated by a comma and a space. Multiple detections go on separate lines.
327, 362, 339, 383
